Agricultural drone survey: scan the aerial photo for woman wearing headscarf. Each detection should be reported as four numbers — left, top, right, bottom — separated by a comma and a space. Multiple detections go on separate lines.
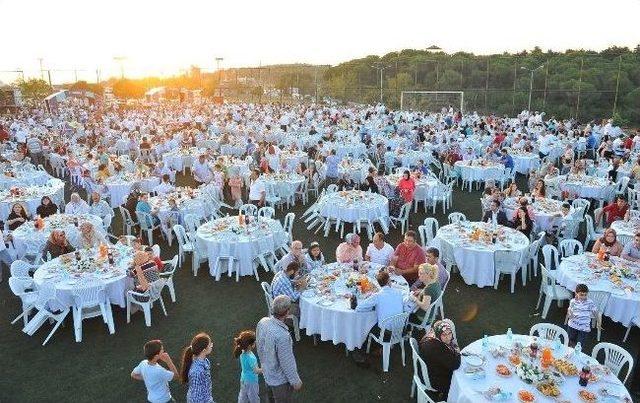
7, 203, 29, 230
419, 319, 461, 400
36, 196, 58, 218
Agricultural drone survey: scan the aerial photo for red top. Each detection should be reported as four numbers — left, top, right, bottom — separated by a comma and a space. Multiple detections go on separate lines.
493, 133, 506, 145
394, 243, 426, 284
397, 178, 416, 203
603, 203, 628, 226
153, 256, 165, 271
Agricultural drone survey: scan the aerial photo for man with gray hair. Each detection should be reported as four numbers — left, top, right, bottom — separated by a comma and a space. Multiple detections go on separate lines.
65, 192, 90, 215
276, 240, 307, 273
256, 295, 302, 402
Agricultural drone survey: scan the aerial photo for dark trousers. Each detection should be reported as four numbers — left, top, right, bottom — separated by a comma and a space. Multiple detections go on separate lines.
267, 383, 293, 403
567, 326, 588, 346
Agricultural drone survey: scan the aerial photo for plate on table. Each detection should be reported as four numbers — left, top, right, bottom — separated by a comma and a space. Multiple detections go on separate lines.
302, 289, 316, 298
43, 273, 57, 279
317, 298, 334, 307
463, 354, 485, 368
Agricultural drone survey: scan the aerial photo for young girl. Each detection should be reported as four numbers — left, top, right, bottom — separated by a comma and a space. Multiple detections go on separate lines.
228, 173, 244, 208
234, 330, 262, 403
180, 332, 214, 403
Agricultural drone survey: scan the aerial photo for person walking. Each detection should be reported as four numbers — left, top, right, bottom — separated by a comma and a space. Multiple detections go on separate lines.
180, 333, 215, 403
131, 339, 179, 403
234, 330, 262, 403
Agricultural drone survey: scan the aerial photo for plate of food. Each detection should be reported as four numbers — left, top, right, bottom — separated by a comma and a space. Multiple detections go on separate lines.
517, 390, 536, 402
481, 386, 512, 401
536, 381, 560, 398
508, 354, 522, 366
578, 389, 597, 402
496, 364, 512, 378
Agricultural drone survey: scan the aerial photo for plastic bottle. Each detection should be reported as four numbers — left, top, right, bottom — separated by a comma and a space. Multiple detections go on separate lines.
482, 335, 489, 350
574, 341, 582, 358
506, 327, 513, 341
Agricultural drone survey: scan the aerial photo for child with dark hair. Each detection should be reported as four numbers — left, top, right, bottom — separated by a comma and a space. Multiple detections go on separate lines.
180, 333, 214, 403
567, 284, 597, 347
131, 339, 179, 403
234, 330, 262, 403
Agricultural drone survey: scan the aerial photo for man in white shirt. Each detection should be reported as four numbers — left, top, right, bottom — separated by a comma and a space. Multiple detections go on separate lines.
461, 147, 476, 161
65, 193, 90, 215
248, 169, 266, 206
89, 192, 114, 229
153, 175, 175, 196
365, 232, 395, 266
131, 340, 179, 403
192, 155, 213, 184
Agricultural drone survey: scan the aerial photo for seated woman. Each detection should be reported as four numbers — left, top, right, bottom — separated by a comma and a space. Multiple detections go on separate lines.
512, 206, 534, 238
531, 179, 546, 199
419, 320, 461, 400
77, 222, 107, 249
304, 241, 325, 272
362, 167, 379, 193
409, 263, 442, 328
337, 173, 356, 191
42, 230, 75, 260
36, 196, 58, 218
95, 163, 111, 183
504, 182, 521, 198
7, 203, 29, 230
130, 251, 160, 302
592, 228, 624, 257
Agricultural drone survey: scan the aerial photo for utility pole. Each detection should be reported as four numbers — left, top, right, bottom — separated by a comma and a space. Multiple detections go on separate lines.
521, 64, 544, 111
370, 62, 392, 104
38, 58, 44, 80
612, 55, 623, 117
113, 56, 126, 79
215, 57, 224, 97
576, 57, 584, 119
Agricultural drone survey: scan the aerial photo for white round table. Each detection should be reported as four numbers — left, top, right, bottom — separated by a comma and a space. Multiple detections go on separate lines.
278, 150, 308, 172
449, 334, 631, 403
11, 214, 105, 258
317, 190, 389, 224
0, 164, 52, 187
432, 222, 530, 288
610, 219, 640, 238
546, 174, 615, 201
260, 173, 306, 200
299, 262, 409, 351
455, 160, 504, 185
148, 189, 207, 224
338, 160, 376, 183
386, 173, 440, 203
104, 174, 160, 207
557, 253, 640, 325
0, 178, 65, 220
510, 151, 540, 174
33, 245, 134, 309
162, 147, 205, 171
503, 197, 572, 231
196, 216, 288, 278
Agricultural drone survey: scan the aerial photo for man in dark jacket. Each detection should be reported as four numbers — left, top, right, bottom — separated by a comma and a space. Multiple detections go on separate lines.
482, 200, 509, 226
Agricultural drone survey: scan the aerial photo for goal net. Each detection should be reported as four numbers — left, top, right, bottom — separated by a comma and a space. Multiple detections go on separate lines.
400, 91, 464, 113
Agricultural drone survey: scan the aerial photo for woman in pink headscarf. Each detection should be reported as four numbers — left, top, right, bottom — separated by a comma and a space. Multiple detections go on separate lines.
335, 233, 363, 263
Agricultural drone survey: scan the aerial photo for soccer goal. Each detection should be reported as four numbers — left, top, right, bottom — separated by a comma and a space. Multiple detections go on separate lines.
400, 91, 464, 113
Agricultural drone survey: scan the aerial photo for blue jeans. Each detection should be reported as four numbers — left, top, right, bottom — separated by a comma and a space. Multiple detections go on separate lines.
567, 325, 588, 346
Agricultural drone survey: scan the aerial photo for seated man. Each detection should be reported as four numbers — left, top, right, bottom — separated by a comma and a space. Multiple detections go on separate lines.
356, 270, 406, 339
192, 154, 213, 184
65, 192, 90, 215
482, 200, 509, 226
597, 195, 628, 227
335, 233, 363, 264
277, 240, 308, 274
365, 232, 395, 266
621, 232, 640, 262
390, 230, 425, 285
271, 261, 307, 317
89, 192, 114, 229
153, 174, 175, 196
136, 193, 160, 227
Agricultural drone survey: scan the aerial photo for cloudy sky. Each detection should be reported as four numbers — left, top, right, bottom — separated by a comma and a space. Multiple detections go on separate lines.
2, 0, 639, 83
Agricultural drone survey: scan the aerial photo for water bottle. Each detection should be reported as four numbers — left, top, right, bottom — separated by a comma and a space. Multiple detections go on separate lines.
506, 327, 513, 342
553, 336, 561, 352
574, 341, 582, 358
482, 335, 489, 351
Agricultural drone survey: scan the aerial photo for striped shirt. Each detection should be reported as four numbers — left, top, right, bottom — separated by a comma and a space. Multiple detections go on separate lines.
271, 271, 300, 302
256, 317, 301, 387
568, 298, 596, 332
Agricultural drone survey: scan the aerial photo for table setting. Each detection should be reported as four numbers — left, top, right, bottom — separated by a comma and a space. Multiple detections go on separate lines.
386, 172, 440, 203
509, 149, 541, 174
33, 244, 135, 309
260, 172, 306, 200
161, 146, 206, 171
299, 262, 410, 351
11, 213, 105, 258
455, 159, 505, 185
610, 219, 640, 239
557, 252, 640, 325
336, 158, 376, 183
503, 197, 572, 231
196, 215, 288, 278
449, 333, 631, 402
547, 174, 615, 201
103, 172, 160, 207
432, 222, 530, 287
0, 161, 52, 187
317, 190, 389, 224
148, 187, 207, 224
0, 178, 65, 220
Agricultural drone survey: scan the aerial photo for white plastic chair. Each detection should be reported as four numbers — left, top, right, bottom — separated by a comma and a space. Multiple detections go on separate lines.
529, 323, 569, 346
537, 264, 572, 319
260, 282, 300, 341
571, 198, 591, 220
542, 244, 560, 271
10, 260, 37, 277
213, 240, 238, 281
159, 255, 179, 302
493, 249, 525, 293
22, 282, 70, 345
239, 203, 258, 217
390, 202, 412, 234
584, 215, 603, 249
422, 218, 439, 245
559, 239, 584, 259
172, 224, 198, 275
8, 276, 37, 327
283, 212, 295, 246
589, 290, 611, 341
408, 293, 443, 334
591, 342, 634, 384
126, 278, 168, 327
447, 212, 466, 224
71, 279, 115, 342
118, 206, 138, 236
409, 337, 437, 399
137, 211, 163, 246
366, 312, 410, 372
258, 206, 276, 219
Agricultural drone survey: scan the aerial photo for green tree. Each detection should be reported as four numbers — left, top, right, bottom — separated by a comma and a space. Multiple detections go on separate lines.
16, 78, 51, 100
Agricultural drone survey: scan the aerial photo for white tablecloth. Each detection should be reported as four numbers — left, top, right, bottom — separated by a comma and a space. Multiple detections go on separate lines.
12, 214, 105, 258
317, 191, 389, 224
449, 334, 631, 403
260, 174, 305, 199
162, 147, 205, 171
0, 179, 65, 220
337, 160, 376, 183
455, 160, 505, 183
32, 245, 134, 308
196, 216, 287, 277
105, 176, 160, 207
557, 253, 640, 325
299, 262, 409, 351
610, 219, 640, 238
148, 190, 207, 224
511, 153, 540, 174
386, 173, 440, 202
503, 197, 572, 231
432, 222, 530, 288
0, 168, 52, 187
546, 174, 615, 201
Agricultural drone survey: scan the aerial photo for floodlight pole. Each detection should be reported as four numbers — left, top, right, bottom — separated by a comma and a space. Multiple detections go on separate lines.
371, 63, 392, 104
521, 64, 544, 111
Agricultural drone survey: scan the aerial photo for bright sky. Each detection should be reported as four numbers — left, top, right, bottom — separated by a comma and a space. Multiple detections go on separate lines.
2, 0, 639, 83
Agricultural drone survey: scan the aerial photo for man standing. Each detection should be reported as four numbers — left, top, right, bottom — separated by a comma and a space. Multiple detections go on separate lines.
256, 295, 303, 403
131, 339, 179, 403
248, 169, 266, 207
324, 150, 340, 184
500, 149, 514, 170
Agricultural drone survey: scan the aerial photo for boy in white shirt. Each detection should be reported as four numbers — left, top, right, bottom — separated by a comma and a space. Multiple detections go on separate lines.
131, 339, 179, 403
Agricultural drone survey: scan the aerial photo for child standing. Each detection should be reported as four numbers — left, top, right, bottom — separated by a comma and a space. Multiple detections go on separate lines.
567, 283, 597, 347
234, 330, 262, 403
131, 339, 179, 403
229, 174, 244, 209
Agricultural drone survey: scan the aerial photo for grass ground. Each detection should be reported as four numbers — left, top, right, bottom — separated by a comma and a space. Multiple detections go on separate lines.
0, 171, 637, 403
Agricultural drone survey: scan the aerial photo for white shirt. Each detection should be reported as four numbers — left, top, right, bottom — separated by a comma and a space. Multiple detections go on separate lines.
248, 180, 266, 201
366, 242, 395, 266
192, 160, 212, 183
153, 182, 175, 196
355, 285, 406, 324
131, 360, 174, 403
65, 200, 90, 215
89, 200, 113, 218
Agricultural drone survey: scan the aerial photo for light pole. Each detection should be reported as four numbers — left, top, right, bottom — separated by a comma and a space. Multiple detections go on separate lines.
113, 56, 126, 79
521, 64, 544, 111
370, 62, 392, 104
215, 57, 224, 96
